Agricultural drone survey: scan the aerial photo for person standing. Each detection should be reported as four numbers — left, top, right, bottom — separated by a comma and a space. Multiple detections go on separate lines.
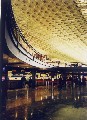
21, 76, 26, 88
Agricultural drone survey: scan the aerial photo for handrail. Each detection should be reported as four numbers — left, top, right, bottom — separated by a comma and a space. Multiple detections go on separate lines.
6, 2, 60, 68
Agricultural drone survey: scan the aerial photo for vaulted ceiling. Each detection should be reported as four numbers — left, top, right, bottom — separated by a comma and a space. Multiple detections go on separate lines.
12, 0, 87, 65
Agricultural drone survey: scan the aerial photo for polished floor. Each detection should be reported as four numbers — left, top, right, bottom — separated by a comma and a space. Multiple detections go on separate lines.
1, 85, 87, 120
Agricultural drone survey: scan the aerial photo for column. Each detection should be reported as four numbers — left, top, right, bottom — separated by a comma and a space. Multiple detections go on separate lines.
0, 0, 2, 117
51, 72, 55, 88
0, 0, 7, 119
71, 72, 74, 88
31, 70, 36, 88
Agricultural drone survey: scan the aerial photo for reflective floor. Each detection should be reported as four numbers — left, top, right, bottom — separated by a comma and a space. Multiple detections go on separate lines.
1, 85, 87, 120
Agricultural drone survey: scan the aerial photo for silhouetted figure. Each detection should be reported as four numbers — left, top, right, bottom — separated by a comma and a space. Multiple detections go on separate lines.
82, 76, 86, 86
58, 75, 63, 90
67, 77, 71, 87
29, 77, 32, 87
62, 76, 66, 88
74, 76, 78, 87
69, 76, 73, 88
78, 77, 81, 86
21, 76, 26, 88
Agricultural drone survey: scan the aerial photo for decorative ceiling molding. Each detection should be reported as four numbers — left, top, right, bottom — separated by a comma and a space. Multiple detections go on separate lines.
11, 0, 87, 66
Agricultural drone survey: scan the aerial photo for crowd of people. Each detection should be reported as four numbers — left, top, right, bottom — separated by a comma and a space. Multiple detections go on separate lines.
58, 75, 86, 89
20, 75, 86, 88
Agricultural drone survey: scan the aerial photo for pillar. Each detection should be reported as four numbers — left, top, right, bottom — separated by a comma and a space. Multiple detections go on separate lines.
0, 0, 8, 119
0, 0, 2, 117
71, 72, 74, 88
51, 72, 55, 88
31, 70, 36, 88
62, 72, 66, 88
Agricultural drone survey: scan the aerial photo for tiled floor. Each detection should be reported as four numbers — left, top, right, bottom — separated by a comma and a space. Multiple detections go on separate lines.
1, 85, 87, 120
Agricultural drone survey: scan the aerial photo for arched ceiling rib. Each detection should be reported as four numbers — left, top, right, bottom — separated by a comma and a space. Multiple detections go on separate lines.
12, 0, 87, 64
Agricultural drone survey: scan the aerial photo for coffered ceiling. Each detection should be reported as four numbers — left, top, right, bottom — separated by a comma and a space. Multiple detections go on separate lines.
11, 0, 87, 65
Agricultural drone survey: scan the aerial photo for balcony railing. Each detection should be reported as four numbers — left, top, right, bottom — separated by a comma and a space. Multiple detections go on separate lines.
6, 4, 44, 60
6, 2, 58, 68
